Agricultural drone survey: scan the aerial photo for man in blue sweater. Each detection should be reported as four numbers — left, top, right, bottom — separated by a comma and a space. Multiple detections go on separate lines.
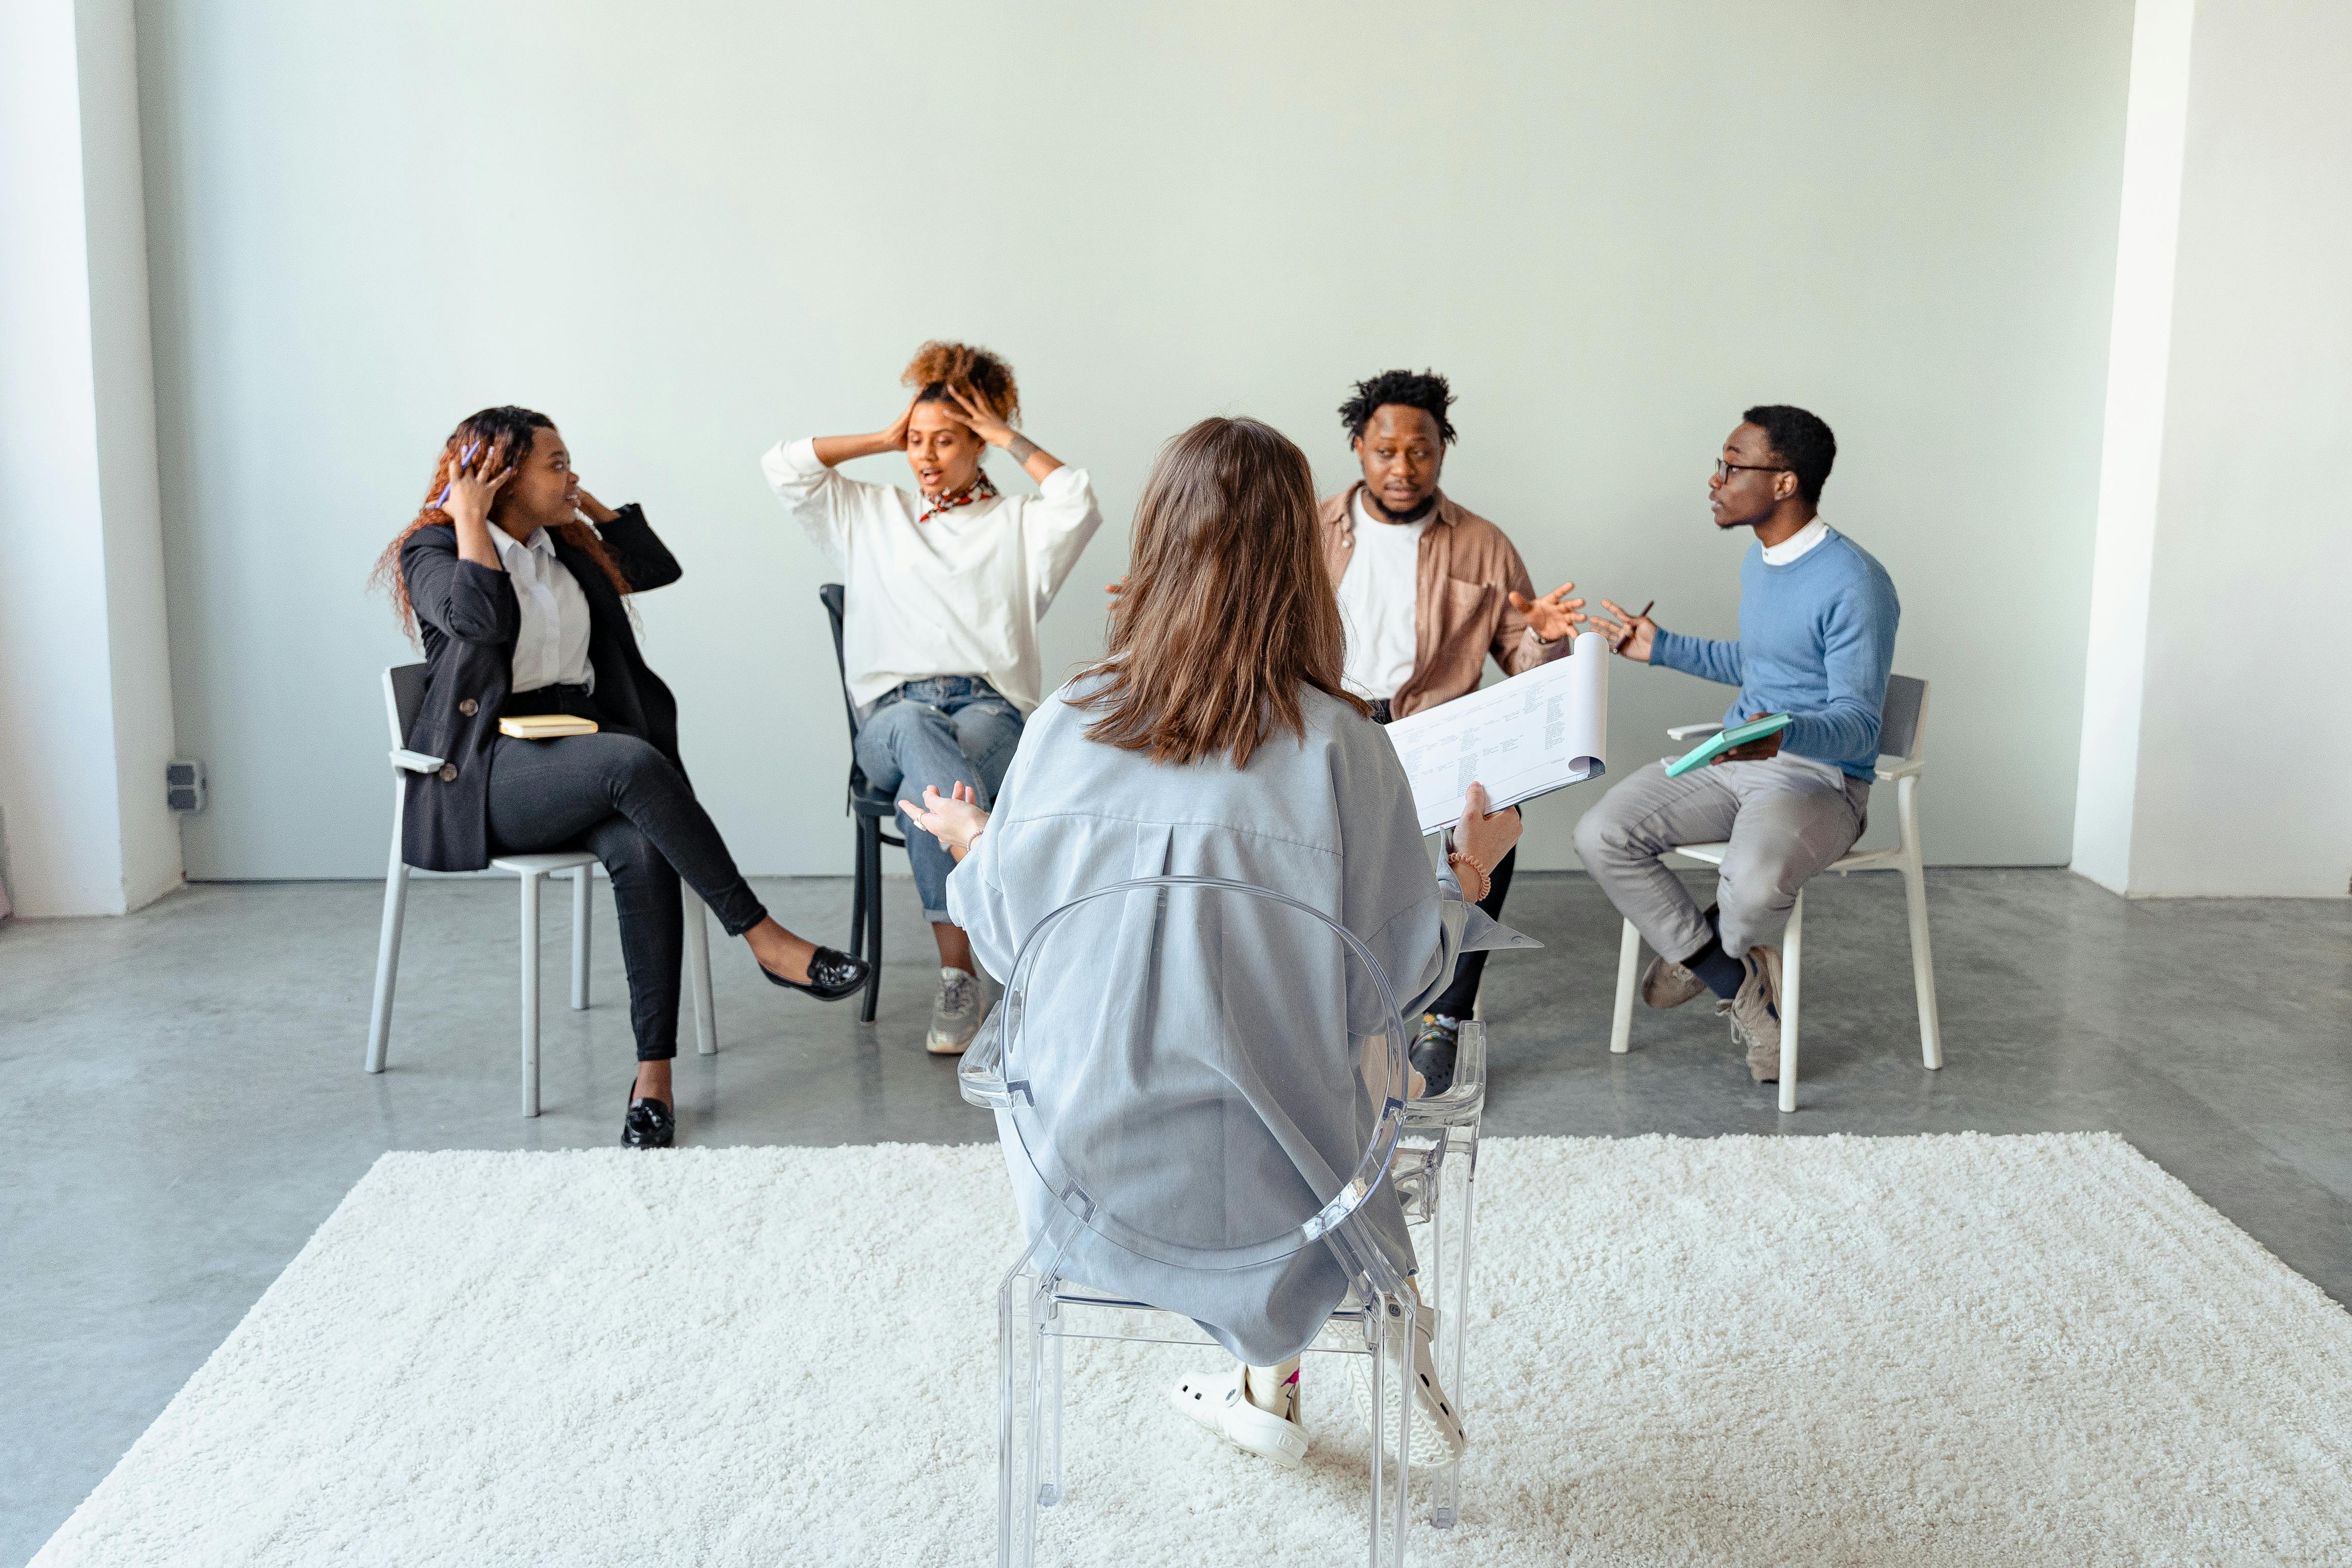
1580, 405, 1899, 1083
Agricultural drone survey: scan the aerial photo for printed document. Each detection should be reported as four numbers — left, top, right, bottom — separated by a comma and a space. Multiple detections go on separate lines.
1384, 631, 1609, 833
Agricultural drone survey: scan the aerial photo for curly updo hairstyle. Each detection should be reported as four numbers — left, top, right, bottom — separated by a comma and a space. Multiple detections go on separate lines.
902, 340, 1020, 426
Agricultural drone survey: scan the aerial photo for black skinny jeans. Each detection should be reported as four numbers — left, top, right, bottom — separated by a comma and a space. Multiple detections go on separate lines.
1368, 698, 1513, 1021
485, 726, 767, 1061
1430, 846, 1515, 1019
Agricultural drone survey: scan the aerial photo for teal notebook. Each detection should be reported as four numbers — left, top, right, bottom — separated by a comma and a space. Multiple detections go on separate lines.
1666, 712, 1794, 777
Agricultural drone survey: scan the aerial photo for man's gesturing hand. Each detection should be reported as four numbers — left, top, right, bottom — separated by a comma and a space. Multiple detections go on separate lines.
1510, 580, 1587, 644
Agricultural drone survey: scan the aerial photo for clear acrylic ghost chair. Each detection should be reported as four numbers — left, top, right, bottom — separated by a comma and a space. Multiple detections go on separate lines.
365, 662, 717, 1115
959, 875, 1443, 1568
1605, 674, 1940, 1112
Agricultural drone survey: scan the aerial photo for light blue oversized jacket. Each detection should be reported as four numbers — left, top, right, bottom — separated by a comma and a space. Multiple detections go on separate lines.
946, 675, 1521, 1363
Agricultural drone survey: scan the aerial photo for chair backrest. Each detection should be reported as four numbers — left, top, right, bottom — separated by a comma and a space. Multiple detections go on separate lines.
384, 663, 430, 750
987, 875, 1410, 1274
818, 583, 859, 744
1879, 674, 1929, 761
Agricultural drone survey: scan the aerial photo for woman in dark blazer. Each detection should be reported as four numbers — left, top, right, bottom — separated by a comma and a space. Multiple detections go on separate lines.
374, 405, 867, 1147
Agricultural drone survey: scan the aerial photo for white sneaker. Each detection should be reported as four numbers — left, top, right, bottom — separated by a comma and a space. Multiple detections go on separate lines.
925, 967, 983, 1055
1349, 1306, 1466, 1468
1168, 1366, 1309, 1469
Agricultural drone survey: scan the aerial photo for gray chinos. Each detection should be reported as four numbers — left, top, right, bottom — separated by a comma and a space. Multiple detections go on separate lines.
1573, 754, 1869, 962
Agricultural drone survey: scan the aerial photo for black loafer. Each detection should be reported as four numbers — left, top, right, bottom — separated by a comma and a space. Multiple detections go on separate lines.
623, 1094, 675, 1149
762, 945, 870, 1002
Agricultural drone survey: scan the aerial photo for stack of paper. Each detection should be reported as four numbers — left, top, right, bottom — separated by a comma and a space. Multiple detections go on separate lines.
497, 713, 599, 740
1383, 631, 1609, 833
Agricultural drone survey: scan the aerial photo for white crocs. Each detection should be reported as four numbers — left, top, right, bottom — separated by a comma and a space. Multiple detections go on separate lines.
1350, 1306, 1466, 1468
1168, 1366, 1309, 1469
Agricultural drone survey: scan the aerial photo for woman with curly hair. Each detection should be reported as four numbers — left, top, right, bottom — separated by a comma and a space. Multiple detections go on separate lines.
763, 342, 1102, 1055
376, 406, 870, 1148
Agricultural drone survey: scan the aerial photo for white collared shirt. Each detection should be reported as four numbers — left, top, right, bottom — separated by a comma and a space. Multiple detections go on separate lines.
762, 438, 1103, 713
1760, 516, 1831, 565
489, 522, 595, 693
1336, 490, 1426, 700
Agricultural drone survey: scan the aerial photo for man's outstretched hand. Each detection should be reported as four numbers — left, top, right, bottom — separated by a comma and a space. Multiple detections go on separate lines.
1587, 599, 1658, 662
1510, 580, 1587, 644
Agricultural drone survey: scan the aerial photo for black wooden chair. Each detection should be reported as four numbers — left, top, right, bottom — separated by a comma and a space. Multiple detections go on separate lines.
820, 583, 900, 1023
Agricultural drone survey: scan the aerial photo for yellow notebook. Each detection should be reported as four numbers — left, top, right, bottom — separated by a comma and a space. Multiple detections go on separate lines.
497, 713, 599, 740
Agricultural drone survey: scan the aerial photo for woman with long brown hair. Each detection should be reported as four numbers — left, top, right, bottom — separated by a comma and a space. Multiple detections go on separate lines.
900, 417, 1524, 1472
374, 405, 869, 1148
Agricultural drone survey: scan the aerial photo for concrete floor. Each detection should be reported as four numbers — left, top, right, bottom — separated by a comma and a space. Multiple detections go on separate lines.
3, 867, 2347, 1564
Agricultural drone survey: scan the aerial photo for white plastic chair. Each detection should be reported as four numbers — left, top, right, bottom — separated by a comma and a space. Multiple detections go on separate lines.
1606, 674, 1941, 1113
960, 875, 1472, 1568
364, 663, 715, 1115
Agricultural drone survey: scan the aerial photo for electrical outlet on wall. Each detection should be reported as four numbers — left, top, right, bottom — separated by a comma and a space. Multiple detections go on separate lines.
166, 760, 207, 814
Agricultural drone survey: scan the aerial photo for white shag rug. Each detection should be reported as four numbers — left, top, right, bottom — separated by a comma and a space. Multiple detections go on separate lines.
34, 1135, 2352, 1567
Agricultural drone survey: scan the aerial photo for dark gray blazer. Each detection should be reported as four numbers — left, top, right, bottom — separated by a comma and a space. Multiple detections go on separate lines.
398, 506, 684, 871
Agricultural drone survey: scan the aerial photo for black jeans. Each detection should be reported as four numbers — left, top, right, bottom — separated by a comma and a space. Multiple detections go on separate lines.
1367, 696, 1513, 1019
485, 716, 768, 1062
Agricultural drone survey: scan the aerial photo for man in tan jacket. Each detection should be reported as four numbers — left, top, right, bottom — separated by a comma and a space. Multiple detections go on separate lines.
1323, 369, 1584, 1091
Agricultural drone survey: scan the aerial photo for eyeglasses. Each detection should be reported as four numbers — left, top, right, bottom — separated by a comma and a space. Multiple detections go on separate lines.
1714, 459, 1791, 484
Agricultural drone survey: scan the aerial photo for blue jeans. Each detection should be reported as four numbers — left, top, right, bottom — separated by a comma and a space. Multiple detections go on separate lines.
854, 676, 1026, 923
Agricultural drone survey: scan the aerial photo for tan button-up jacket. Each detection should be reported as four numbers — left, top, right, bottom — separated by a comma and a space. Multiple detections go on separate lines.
1318, 483, 1567, 720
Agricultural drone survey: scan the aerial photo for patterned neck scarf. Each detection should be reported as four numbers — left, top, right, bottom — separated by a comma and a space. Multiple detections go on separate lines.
917, 470, 999, 523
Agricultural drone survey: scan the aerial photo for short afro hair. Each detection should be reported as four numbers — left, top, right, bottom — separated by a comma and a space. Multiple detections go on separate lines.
1742, 404, 1836, 505
903, 340, 1020, 425
1339, 370, 1457, 446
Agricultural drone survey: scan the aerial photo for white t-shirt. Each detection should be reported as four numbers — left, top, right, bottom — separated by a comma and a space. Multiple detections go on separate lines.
488, 522, 595, 693
762, 438, 1103, 713
1336, 491, 1426, 701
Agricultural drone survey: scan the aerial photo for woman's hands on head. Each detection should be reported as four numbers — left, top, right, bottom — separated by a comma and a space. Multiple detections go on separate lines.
879, 396, 916, 451
1452, 782, 1522, 882
899, 781, 991, 861
572, 486, 619, 525
443, 443, 510, 529
945, 383, 1016, 449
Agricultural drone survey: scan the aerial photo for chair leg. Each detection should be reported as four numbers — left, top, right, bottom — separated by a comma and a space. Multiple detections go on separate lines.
849, 817, 870, 962
1608, 916, 1640, 1053
570, 866, 592, 1011
860, 821, 884, 1025
684, 888, 718, 1056
1898, 775, 1944, 1070
1778, 888, 1803, 1114
1040, 1329, 1065, 1509
1428, 1126, 1480, 1531
520, 870, 543, 1118
366, 839, 410, 1074
998, 1238, 1065, 1568
1365, 1288, 1415, 1568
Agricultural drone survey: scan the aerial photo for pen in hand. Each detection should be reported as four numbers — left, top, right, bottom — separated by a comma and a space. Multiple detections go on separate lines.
1615, 600, 1655, 653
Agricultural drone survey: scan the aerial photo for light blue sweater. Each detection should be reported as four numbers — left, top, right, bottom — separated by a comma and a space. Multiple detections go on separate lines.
1648, 528, 1900, 779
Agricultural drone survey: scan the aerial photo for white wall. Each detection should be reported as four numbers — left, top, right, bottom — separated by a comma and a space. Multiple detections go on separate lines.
2073, 0, 2352, 897
0, 0, 181, 917
134, 0, 2133, 880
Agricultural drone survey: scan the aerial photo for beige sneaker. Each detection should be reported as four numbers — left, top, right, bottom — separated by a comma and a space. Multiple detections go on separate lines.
1719, 945, 1783, 1082
925, 967, 983, 1055
1640, 954, 1709, 1010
